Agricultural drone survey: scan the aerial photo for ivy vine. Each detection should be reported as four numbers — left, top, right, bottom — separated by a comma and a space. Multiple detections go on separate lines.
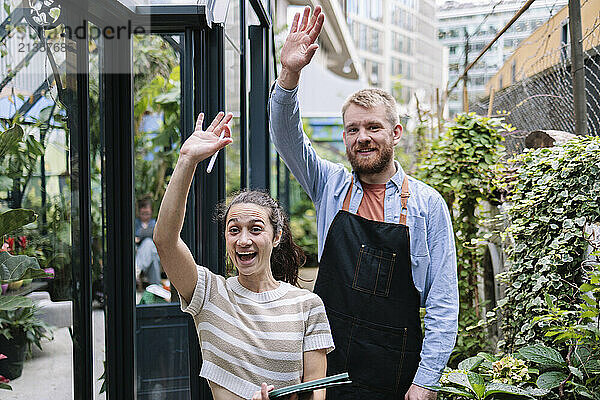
496, 136, 600, 353
417, 112, 510, 362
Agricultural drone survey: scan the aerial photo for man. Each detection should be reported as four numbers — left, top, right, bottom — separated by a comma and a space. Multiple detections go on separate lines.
135, 197, 162, 286
268, 6, 458, 400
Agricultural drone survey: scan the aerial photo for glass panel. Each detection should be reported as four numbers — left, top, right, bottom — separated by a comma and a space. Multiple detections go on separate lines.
132, 33, 190, 400
225, 21, 241, 196
291, 119, 347, 291
133, 33, 180, 292
0, 3, 73, 398
225, 0, 240, 50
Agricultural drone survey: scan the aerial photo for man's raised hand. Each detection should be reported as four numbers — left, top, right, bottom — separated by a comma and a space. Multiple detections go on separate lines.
179, 111, 233, 165
278, 6, 324, 89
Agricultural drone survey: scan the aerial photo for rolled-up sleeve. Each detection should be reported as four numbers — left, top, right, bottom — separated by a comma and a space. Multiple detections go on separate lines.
304, 295, 335, 354
179, 265, 210, 317
413, 195, 459, 388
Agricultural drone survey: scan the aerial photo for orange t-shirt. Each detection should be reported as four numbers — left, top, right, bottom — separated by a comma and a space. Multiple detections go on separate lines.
357, 182, 386, 222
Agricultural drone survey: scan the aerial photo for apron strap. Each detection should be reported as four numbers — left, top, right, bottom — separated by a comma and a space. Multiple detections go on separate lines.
342, 175, 411, 225
399, 175, 410, 226
342, 176, 353, 212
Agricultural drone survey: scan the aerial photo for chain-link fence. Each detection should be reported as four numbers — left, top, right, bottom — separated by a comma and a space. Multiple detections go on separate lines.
471, 0, 599, 153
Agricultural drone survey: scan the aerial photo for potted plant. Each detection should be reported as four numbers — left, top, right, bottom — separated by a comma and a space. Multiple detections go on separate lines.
0, 306, 52, 380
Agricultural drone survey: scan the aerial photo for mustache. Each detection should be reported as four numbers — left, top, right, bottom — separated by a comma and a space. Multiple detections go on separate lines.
354, 145, 378, 151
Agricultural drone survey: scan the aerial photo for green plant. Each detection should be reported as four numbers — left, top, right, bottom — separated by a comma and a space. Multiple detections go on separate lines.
0, 209, 50, 308
0, 306, 52, 357
133, 36, 181, 212
0, 119, 45, 209
435, 352, 546, 399
495, 137, 600, 353
416, 113, 509, 362
0, 125, 53, 389
518, 344, 599, 399
527, 257, 600, 398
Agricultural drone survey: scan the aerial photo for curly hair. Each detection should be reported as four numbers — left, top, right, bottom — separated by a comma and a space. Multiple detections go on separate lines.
216, 190, 306, 286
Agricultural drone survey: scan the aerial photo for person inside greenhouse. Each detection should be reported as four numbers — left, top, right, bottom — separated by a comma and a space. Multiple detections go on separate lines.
153, 111, 335, 400
269, 6, 458, 400
135, 197, 162, 286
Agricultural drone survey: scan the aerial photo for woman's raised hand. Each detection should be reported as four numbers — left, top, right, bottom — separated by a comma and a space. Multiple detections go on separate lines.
180, 111, 233, 164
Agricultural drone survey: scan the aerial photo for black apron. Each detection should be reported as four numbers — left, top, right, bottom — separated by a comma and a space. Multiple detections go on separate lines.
314, 176, 422, 399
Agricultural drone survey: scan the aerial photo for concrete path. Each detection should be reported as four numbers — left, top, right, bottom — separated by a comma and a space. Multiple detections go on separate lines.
4, 309, 106, 400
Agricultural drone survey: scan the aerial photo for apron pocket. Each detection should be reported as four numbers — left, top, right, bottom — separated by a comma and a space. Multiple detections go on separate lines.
352, 244, 396, 297
346, 319, 408, 394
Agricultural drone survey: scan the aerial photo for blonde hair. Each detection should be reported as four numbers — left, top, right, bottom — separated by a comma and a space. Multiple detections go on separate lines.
341, 88, 399, 127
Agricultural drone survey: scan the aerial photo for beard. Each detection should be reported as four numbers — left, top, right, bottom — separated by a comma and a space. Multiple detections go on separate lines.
346, 142, 395, 175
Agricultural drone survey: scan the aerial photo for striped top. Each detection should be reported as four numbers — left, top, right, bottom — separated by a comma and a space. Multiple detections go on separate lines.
180, 265, 335, 399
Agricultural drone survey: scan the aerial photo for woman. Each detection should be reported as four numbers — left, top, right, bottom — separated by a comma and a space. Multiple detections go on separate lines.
153, 111, 334, 400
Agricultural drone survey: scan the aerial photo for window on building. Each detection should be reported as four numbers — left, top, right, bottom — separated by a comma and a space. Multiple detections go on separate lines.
391, 57, 403, 76
499, 75, 503, 89
511, 60, 516, 83
449, 29, 459, 38
369, 61, 382, 86
371, 0, 383, 22
347, 0, 358, 15
359, 24, 367, 50
392, 6, 403, 27
518, 22, 528, 32
449, 46, 456, 55
561, 22, 570, 61
371, 28, 382, 54
405, 13, 414, 30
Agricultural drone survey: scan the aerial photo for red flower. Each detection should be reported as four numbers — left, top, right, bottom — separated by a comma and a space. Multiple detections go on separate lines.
17, 236, 27, 250
0, 375, 9, 384
5, 237, 14, 253
0, 242, 8, 252
0, 354, 7, 360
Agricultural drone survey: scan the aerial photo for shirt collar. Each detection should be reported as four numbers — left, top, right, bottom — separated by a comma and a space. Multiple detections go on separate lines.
351, 160, 405, 191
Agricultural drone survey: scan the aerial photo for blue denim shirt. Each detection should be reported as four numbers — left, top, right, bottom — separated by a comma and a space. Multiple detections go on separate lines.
269, 83, 459, 389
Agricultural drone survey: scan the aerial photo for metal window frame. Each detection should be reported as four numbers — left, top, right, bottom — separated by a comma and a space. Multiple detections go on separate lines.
62, 6, 94, 399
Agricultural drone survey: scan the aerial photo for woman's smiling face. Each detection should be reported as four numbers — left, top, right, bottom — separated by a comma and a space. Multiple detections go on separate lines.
225, 203, 281, 279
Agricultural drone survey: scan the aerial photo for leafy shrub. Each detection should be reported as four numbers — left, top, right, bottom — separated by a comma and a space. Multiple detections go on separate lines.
435, 351, 546, 399
417, 113, 509, 361
436, 342, 599, 400
496, 137, 600, 352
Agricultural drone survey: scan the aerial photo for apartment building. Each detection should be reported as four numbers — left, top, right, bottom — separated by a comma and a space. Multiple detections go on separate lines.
438, 0, 568, 116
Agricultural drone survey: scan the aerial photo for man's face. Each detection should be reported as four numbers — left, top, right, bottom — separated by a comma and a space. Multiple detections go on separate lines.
139, 205, 152, 223
342, 103, 402, 175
